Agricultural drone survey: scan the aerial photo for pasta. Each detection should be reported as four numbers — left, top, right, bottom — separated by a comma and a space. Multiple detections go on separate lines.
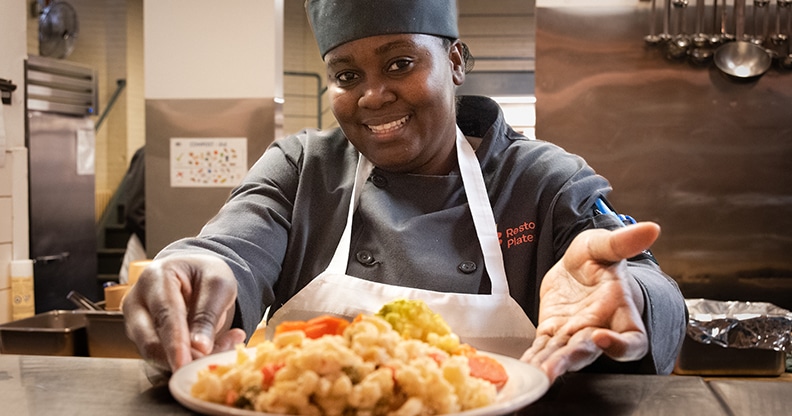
190, 304, 504, 415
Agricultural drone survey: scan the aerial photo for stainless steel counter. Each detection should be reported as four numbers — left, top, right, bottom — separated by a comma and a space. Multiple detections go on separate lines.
0, 355, 190, 415
1, 354, 788, 415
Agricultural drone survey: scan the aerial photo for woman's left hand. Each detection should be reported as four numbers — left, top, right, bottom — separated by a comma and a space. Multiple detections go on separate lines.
521, 222, 660, 383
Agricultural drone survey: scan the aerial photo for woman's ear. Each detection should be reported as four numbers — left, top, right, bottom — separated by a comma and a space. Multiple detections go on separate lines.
449, 40, 466, 86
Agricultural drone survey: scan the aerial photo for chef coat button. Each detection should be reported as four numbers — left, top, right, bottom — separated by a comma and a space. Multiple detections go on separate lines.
370, 174, 388, 188
356, 250, 377, 266
458, 261, 477, 274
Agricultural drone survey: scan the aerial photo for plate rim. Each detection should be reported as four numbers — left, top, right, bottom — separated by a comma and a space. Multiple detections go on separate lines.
169, 347, 549, 416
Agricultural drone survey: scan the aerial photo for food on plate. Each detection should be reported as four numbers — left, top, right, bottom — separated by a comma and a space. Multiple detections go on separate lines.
375, 299, 462, 354
190, 299, 508, 415
274, 315, 351, 339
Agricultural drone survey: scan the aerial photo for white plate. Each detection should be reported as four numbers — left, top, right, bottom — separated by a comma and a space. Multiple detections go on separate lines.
169, 348, 550, 416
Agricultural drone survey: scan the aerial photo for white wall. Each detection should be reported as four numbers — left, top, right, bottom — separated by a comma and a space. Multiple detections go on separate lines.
0, 0, 31, 324
144, 0, 283, 100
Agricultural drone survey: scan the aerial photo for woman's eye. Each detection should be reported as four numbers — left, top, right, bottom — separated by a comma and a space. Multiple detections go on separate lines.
336, 71, 358, 83
387, 59, 412, 72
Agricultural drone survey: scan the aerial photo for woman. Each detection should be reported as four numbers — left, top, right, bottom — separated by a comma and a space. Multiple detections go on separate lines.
123, 0, 687, 384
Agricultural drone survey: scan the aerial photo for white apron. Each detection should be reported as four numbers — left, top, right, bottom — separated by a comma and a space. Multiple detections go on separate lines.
264, 127, 536, 358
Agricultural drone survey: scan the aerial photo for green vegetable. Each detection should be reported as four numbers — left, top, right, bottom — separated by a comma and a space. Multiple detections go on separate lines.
375, 299, 461, 353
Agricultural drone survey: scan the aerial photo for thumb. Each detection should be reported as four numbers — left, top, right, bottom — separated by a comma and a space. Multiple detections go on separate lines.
189, 311, 224, 356
188, 271, 239, 356
588, 222, 660, 264
189, 305, 238, 356
213, 328, 247, 353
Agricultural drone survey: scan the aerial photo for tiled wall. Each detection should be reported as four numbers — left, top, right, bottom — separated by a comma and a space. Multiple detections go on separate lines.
0, 159, 12, 322
0, 149, 29, 324
1, 0, 28, 325
282, 0, 326, 136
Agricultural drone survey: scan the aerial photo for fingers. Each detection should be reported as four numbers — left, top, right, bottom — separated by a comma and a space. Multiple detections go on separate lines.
213, 328, 248, 354
122, 255, 239, 371
587, 222, 660, 264
592, 328, 649, 362
523, 328, 650, 383
188, 258, 239, 355
151, 274, 194, 370
122, 265, 192, 371
189, 328, 247, 362
521, 334, 552, 366
522, 330, 602, 384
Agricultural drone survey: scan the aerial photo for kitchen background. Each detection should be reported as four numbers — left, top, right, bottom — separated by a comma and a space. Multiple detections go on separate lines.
0, 0, 789, 323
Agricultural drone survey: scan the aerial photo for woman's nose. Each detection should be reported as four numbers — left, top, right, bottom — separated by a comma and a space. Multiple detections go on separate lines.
358, 79, 396, 109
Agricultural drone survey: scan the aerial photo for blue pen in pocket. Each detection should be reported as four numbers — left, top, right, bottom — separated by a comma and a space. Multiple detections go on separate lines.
594, 198, 636, 227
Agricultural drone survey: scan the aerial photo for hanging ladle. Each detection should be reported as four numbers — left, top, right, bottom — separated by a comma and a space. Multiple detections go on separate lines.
779, 0, 792, 68
751, 0, 771, 44
666, 0, 692, 59
714, 0, 773, 78
689, 0, 715, 63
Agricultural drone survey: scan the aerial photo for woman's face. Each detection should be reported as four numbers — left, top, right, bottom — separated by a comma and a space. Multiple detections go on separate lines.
324, 34, 465, 175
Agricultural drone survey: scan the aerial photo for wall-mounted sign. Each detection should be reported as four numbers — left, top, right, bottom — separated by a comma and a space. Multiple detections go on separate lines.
170, 137, 247, 188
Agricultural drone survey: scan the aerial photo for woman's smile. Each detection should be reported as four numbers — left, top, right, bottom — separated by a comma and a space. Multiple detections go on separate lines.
366, 115, 410, 134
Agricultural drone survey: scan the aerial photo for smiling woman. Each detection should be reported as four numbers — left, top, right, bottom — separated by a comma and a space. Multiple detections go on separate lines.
122, 0, 687, 388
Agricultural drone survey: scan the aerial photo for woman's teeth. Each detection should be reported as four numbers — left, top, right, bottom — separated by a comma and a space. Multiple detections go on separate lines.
367, 116, 408, 133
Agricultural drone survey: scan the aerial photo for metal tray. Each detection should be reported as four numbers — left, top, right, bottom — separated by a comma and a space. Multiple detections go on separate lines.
0, 310, 88, 356
78, 310, 140, 358
674, 334, 787, 376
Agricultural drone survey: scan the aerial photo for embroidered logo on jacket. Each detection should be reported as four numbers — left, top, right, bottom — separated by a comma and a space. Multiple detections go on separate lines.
499, 221, 536, 249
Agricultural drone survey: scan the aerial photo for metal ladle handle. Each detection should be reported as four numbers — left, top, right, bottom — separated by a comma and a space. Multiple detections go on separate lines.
663, 0, 673, 38
787, 0, 792, 36
67, 290, 102, 311
736, 0, 747, 39
721, 0, 731, 38
695, 0, 705, 34
645, 0, 662, 44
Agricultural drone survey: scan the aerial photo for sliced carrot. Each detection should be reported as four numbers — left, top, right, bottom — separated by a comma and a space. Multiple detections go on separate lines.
428, 351, 447, 366
302, 315, 350, 339
274, 315, 350, 339
224, 389, 239, 406
261, 363, 284, 390
468, 354, 509, 390
273, 320, 308, 336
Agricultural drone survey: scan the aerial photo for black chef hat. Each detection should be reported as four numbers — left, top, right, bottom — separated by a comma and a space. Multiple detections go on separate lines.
306, 0, 459, 58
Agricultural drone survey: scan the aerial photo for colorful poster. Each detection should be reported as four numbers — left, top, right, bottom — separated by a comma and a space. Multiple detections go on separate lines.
170, 137, 247, 187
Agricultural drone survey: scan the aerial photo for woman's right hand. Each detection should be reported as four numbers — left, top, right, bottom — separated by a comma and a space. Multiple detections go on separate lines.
121, 254, 247, 372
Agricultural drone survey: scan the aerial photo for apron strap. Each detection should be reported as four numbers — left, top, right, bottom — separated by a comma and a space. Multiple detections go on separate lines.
326, 155, 372, 274
455, 127, 509, 295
